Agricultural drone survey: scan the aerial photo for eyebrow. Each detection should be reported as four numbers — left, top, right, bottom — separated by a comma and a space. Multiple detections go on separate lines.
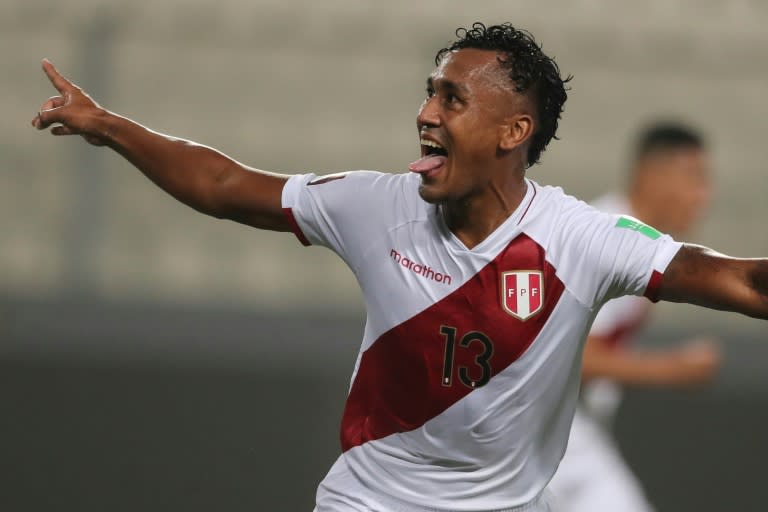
426, 76, 469, 96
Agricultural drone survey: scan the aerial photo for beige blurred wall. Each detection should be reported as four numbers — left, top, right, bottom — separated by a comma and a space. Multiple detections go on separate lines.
2, 0, 766, 332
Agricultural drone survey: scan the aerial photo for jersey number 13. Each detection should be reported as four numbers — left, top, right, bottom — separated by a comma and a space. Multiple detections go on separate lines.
440, 325, 494, 389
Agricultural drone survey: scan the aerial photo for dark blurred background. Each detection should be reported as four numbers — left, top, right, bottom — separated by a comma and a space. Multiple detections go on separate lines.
2, 1, 767, 511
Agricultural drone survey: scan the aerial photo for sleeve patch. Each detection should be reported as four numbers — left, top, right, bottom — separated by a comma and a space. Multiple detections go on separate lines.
616, 216, 662, 240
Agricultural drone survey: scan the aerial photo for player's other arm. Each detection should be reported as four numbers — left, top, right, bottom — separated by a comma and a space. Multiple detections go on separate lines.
31, 59, 289, 231
581, 335, 720, 386
658, 244, 768, 320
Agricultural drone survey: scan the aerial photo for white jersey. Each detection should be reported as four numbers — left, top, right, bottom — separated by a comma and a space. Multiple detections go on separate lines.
281, 171, 681, 511
547, 194, 661, 512
580, 194, 652, 422
589, 194, 652, 346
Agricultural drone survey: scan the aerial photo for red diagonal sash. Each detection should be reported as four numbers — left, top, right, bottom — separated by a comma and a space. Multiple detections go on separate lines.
341, 234, 565, 452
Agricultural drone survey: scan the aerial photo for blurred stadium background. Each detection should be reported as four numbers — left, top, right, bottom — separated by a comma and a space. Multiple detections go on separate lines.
1, 1, 767, 510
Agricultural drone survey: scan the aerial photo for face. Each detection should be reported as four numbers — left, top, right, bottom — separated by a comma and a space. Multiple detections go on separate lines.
638, 148, 712, 235
412, 48, 532, 204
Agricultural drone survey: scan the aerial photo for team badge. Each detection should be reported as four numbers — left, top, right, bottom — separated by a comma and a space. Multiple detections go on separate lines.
501, 271, 544, 321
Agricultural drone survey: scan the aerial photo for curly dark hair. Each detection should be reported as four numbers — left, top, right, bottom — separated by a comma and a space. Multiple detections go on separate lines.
436, 22, 572, 167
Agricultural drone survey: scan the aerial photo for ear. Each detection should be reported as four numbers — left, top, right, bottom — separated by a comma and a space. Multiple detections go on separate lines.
498, 114, 534, 152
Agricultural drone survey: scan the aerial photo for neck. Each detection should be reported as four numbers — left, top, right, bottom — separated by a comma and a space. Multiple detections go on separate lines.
442, 175, 528, 249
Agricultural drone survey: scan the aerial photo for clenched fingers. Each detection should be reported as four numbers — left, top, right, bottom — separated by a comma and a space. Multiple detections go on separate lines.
31, 96, 65, 128
32, 105, 66, 130
41, 96, 65, 111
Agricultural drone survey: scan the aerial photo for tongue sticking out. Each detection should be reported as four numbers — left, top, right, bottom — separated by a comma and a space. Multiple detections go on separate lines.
408, 154, 447, 174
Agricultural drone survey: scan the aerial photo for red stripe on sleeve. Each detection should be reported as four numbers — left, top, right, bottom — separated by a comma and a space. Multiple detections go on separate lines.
643, 269, 664, 303
282, 207, 311, 246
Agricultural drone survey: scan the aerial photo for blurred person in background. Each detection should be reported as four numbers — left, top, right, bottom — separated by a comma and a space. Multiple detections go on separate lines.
548, 122, 721, 512
31, 22, 767, 512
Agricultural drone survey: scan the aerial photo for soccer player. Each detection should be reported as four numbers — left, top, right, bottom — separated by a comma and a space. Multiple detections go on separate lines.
32, 23, 767, 512
547, 122, 722, 512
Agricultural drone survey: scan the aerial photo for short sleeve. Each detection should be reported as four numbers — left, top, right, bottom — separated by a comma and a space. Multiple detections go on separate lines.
549, 199, 682, 310
281, 171, 409, 270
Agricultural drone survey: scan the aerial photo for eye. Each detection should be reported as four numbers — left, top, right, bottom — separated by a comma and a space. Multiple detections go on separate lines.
425, 87, 435, 99
442, 93, 463, 108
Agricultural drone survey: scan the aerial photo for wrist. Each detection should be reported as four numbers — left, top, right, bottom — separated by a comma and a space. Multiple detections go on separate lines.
97, 109, 124, 146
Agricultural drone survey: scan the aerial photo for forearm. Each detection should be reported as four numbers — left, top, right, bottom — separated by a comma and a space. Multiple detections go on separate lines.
101, 111, 242, 217
660, 245, 768, 320
581, 333, 719, 387
582, 350, 706, 387
93, 110, 289, 229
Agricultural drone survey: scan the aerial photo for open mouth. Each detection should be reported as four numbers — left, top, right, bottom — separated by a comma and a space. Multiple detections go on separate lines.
409, 138, 448, 175
421, 139, 448, 158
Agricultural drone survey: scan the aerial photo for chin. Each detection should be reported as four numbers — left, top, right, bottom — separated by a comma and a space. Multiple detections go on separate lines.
418, 181, 476, 206
417, 183, 447, 204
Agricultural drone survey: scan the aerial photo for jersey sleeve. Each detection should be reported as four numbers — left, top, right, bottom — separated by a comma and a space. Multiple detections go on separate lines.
549, 198, 683, 310
281, 171, 407, 270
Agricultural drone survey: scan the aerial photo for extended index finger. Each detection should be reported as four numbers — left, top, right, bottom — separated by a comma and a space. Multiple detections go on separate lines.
41, 58, 75, 93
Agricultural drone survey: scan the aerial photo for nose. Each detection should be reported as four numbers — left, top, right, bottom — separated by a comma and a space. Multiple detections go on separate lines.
416, 95, 440, 130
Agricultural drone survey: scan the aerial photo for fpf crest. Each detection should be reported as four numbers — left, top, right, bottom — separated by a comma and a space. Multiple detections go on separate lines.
501, 270, 544, 321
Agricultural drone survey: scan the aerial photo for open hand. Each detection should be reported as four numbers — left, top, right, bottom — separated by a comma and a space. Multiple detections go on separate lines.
673, 337, 722, 385
31, 59, 110, 146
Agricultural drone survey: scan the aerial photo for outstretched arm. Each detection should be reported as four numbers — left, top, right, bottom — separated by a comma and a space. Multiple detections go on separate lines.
31, 59, 290, 231
659, 244, 768, 320
581, 335, 720, 387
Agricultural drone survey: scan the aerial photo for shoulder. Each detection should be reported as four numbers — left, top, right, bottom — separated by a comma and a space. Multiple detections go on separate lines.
300, 170, 418, 194
527, 181, 589, 211
522, 181, 614, 239
286, 170, 417, 198
335, 170, 425, 217
284, 170, 427, 229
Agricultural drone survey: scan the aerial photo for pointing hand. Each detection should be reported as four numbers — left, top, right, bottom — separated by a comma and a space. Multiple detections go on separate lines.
32, 59, 110, 146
